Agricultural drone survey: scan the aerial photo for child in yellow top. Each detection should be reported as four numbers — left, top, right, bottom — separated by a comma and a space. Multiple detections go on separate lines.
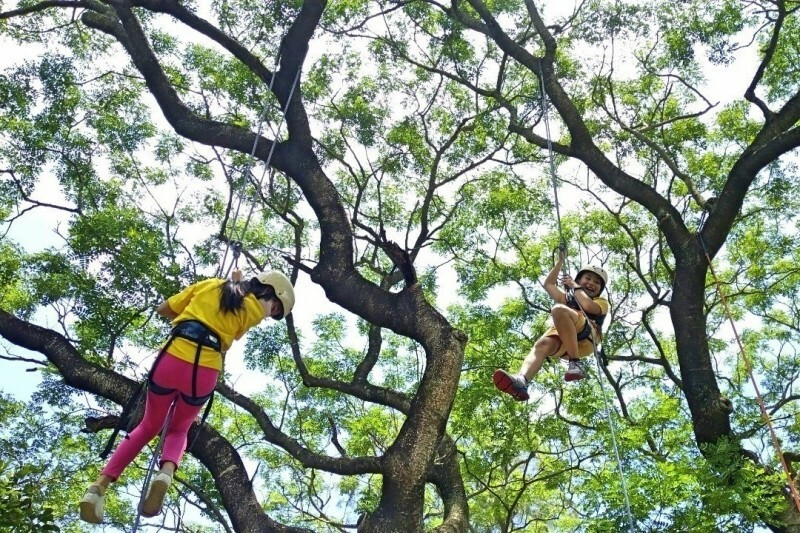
80, 269, 295, 523
494, 251, 609, 401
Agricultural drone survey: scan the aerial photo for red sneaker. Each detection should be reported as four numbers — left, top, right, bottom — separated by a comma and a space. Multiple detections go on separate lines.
493, 369, 530, 401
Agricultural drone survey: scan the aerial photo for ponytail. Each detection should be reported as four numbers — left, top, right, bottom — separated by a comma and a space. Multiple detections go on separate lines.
219, 278, 278, 314
219, 280, 250, 314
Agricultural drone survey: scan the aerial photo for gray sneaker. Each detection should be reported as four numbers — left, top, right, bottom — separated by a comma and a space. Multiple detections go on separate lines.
493, 369, 530, 401
141, 471, 172, 517
79, 484, 106, 524
564, 359, 585, 382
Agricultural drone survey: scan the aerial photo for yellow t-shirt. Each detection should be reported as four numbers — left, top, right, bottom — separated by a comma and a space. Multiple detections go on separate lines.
589, 297, 610, 318
164, 278, 266, 370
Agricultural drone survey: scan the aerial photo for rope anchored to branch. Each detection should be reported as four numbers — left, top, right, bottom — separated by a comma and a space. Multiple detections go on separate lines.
217, 41, 309, 278
538, 62, 635, 531
698, 210, 800, 514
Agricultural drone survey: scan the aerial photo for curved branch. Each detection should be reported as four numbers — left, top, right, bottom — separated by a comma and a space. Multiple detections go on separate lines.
216, 382, 383, 475
453, 0, 691, 250
80, 3, 281, 162
286, 315, 411, 413
703, 126, 800, 255
0, 0, 89, 19
0, 309, 305, 532
745, 1, 785, 120
129, 0, 274, 85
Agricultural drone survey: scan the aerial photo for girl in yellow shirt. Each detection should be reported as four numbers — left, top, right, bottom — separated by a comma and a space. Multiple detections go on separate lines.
80, 269, 295, 523
494, 252, 609, 400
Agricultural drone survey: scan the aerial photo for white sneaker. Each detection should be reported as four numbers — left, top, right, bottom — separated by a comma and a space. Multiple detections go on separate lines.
564, 359, 585, 382
79, 484, 106, 524
141, 471, 172, 517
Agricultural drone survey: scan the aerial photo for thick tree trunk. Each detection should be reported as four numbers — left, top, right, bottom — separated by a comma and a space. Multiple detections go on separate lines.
670, 246, 732, 446
429, 437, 470, 532
670, 248, 800, 530
352, 289, 468, 532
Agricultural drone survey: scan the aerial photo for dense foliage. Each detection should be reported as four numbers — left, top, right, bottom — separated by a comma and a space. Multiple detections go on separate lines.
1, 0, 799, 531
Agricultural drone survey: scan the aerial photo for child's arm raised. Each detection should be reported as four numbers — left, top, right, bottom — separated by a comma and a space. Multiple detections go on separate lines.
543, 251, 567, 304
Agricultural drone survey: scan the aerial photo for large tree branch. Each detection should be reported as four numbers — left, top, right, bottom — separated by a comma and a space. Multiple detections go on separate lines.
427, 436, 469, 532
215, 383, 383, 475
0, 0, 89, 19
455, 0, 691, 251
286, 315, 412, 413
0, 309, 305, 531
186, 420, 312, 532
744, 0, 785, 120
703, 126, 800, 255
128, 0, 274, 85
81, 3, 291, 157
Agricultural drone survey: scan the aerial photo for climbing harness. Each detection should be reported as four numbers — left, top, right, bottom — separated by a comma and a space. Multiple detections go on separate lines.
100, 320, 223, 529
131, 402, 176, 533
565, 290, 606, 341
217, 43, 309, 278
100, 320, 222, 459
698, 210, 800, 514
538, 64, 635, 531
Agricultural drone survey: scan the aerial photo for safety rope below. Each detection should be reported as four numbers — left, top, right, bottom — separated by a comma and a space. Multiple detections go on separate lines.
698, 211, 800, 514
573, 292, 636, 531
131, 401, 177, 533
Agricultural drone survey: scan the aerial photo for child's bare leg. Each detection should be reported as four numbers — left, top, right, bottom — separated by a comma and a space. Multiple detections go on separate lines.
93, 474, 113, 490
551, 304, 582, 358
520, 336, 560, 381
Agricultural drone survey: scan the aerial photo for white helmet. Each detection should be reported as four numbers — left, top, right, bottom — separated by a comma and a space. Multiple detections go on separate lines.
253, 270, 295, 320
576, 265, 609, 291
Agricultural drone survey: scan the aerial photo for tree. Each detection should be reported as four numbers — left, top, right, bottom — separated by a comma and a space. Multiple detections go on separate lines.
0, 1, 472, 531
2, 0, 800, 532
358, 0, 800, 530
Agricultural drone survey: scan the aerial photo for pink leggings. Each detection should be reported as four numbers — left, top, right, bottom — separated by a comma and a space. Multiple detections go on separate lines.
101, 352, 219, 480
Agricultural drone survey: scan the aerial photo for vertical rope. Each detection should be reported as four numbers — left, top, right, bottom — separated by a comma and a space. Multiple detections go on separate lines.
572, 294, 635, 531
227, 49, 307, 278
217, 64, 278, 278
591, 347, 635, 532
219, 44, 309, 279
538, 64, 567, 267
698, 214, 800, 513
131, 400, 177, 533
539, 59, 634, 528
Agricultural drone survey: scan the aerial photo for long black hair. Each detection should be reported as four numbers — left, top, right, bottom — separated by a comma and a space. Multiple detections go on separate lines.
219, 278, 277, 314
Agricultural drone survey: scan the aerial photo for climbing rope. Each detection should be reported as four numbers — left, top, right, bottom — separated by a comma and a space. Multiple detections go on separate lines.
573, 293, 635, 531
218, 43, 308, 278
131, 401, 177, 533
698, 210, 800, 514
217, 83, 276, 278
538, 63, 567, 259
538, 63, 635, 530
